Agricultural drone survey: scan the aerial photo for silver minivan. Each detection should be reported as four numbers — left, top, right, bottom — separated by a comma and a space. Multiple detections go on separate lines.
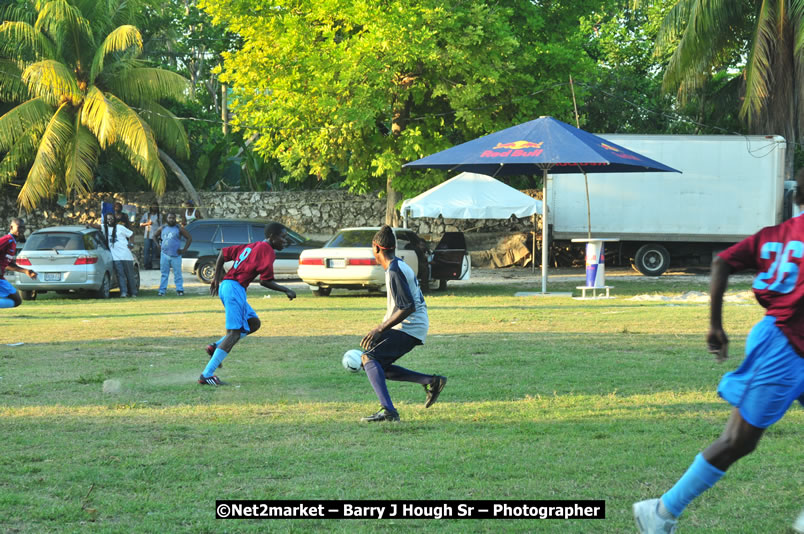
7, 226, 138, 300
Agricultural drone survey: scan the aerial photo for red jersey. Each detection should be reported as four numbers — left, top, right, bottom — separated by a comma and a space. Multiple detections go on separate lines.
719, 214, 804, 356
222, 241, 276, 289
0, 233, 18, 279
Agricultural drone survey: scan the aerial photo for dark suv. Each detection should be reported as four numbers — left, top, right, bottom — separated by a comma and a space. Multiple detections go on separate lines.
180, 219, 316, 283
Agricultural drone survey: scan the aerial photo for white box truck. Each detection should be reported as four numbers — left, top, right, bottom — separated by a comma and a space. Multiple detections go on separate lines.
548, 134, 797, 275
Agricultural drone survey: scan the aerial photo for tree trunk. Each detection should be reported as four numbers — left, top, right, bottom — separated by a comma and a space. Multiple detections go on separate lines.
386, 90, 412, 226
385, 175, 401, 226
159, 149, 204, 217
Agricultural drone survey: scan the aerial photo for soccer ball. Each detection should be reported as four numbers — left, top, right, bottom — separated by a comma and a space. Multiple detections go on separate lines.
342, 349, 363, 373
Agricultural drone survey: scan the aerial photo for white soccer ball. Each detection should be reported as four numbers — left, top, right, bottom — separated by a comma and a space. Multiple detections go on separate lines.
342, 349, 363, 373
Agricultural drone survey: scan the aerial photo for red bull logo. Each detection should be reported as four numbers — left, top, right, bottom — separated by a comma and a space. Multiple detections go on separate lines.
481, 140, 543, 158
600, 142, 641, 161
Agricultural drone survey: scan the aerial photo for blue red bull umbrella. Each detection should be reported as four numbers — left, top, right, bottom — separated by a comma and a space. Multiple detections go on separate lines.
403, 116, 680, 293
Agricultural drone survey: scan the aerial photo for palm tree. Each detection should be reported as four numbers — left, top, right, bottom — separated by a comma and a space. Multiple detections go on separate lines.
0, 0, 190, 209
648, 0, 804, 177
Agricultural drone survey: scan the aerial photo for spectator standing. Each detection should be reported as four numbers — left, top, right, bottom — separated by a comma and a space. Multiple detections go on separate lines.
153, 213, 192, 296
181, 200, 203, 227
139, 204, 161, 270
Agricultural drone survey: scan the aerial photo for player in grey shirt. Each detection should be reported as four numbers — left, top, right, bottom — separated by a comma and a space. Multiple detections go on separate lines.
359, 225, 447, 422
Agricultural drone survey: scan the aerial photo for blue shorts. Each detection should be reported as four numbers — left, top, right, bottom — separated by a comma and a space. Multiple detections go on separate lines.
718, 315, 804, 428
364, 329, 422, 369
219, 279, 258, 333
0, 279, 16, 298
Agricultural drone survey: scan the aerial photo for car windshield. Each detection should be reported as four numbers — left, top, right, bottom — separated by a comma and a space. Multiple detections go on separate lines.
325, 230, 377, 248
24, 232, 85, 251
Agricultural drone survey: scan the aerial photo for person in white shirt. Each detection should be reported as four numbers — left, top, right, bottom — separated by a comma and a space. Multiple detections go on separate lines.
94, 213, 137, 297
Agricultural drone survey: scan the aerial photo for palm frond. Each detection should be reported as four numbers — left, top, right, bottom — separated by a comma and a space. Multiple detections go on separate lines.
793, 0, 804, 54
106, 94, 166, 193
0, 129, 44, 186
0, 3, 36, 25
0, 59, 32, 103
741, 0, 779, 124
137, 100, 190, 160
0, 98, 54, 153
22, 59, 82, 107
89, 24, 143, 83
18, 103, 74, 210
64, 116, 99, 194
105, 67, 189, 105
34, 0, 95, 52
80, 85, 116, 147
0, 21, 57, 60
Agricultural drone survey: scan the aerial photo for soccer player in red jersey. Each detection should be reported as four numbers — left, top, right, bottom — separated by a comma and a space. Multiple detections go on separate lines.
0, 219, 37, 309
199, 222, 296, 385
634, 172, 804, 533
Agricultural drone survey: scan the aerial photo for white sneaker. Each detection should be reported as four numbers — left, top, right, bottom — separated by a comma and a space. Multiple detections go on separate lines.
633, 498, 677, 534
793, 507, 804, 534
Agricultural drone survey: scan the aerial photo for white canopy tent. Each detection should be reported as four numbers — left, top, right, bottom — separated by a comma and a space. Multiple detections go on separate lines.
401, 172, 541, 219
401, 172, 541, 270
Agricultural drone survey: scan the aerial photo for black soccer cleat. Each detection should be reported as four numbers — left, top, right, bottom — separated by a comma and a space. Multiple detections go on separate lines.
424, 376, 447, 408
198, 374, 226, 386
361, 408, 400, 422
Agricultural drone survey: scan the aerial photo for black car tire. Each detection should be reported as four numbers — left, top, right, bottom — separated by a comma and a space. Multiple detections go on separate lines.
196, 260, 216, 284
312, 286, 332, 297
21, 290, 37, 301
438, 278, 448, 291
95, 273, 111, 299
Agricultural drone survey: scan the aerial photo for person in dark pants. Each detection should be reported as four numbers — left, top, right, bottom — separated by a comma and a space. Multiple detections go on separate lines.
358, 225, 446, 422
139, 204, 160, 270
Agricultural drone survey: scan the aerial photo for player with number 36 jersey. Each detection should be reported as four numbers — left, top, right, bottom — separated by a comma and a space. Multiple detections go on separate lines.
634, 174, 804, 534
198, 222, 297, 386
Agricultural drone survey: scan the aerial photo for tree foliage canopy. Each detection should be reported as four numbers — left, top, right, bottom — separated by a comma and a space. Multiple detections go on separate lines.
200, 0, 603, 200
0, 0, 190, 208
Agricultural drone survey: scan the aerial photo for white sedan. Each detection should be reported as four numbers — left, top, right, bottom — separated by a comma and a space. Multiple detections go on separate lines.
298, 227, 429, 296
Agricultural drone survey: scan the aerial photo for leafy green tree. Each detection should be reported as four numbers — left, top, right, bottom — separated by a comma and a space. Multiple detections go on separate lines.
0, 0, 190, 209
200, 0, 602, 223
641, 0, 804, 177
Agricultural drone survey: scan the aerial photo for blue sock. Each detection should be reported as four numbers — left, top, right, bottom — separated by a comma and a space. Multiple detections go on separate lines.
202, 348, 229, 378
0, 298, 14, 309
363, 360, 395, 412
661, 453, 725, 518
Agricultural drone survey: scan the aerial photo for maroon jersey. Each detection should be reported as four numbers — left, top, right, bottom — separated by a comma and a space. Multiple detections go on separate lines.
719, 214, 804, 356
0, 233, 18, 279
222, 241, 276, 289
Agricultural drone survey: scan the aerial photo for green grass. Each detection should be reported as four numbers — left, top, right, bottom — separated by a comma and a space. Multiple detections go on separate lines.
1, 280, 801, 533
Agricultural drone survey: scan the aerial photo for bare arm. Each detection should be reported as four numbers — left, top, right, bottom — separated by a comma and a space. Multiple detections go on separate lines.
178, 226, 193, 253
6, 262, 37, 279
260, 279, 296, 300
707, 255, 732, 362
209, 252, 226, 296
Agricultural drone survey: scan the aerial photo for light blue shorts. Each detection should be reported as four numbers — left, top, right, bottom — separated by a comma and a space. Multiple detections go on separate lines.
718, 315, 804, 428
0, 279, 17, 298
218, 279, 258, 333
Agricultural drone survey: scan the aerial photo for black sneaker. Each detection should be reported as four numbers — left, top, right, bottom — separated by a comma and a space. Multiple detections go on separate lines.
361, 408, 400, 422
424, 376, 447, 408
177, 291, 184, 296
205, 343, 221, 368
198, 374, 226, 386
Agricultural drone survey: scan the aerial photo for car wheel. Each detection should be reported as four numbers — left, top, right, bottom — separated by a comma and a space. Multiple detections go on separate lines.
21, 290, 37, 301
95, 273, 111, 299
437, 278, 448, 291
197, 260, 216, 284
313, 286, 332, 297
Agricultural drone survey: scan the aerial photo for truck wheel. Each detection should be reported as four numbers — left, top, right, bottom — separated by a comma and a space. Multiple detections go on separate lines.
312, 286, 332, 297
633, 244, 671, 276
196, 260, 215, 284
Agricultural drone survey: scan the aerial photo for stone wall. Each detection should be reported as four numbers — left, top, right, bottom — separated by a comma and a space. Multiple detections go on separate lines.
0, 190, 541, 255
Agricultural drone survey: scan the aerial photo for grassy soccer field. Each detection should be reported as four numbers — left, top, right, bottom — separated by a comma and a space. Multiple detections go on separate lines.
1, 277, 801, 533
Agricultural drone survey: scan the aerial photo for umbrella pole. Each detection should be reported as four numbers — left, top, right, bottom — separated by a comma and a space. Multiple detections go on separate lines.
541, 169, 548, 293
